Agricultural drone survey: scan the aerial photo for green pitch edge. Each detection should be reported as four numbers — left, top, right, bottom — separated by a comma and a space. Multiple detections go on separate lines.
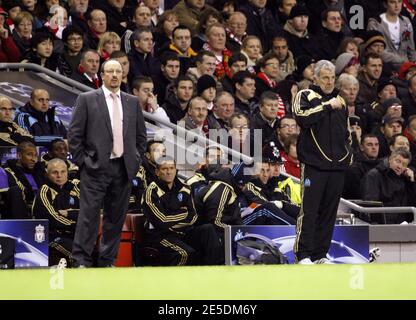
1, 263, 415, 300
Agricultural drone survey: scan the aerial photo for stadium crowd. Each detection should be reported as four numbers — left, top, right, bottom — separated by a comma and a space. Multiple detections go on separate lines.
1, 0, 416, 266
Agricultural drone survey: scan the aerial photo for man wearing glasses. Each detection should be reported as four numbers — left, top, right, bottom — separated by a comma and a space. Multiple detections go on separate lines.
0, 96, 33, 147
266, 115, 299, 152
68, 59, 147, 267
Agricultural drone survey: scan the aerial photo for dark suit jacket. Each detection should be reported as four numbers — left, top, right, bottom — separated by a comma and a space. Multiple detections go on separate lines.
68, 88, 147, 180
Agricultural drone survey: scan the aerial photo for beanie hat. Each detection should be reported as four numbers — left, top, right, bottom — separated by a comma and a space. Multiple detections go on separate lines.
335, 53, 355, 75
197, 75, 216, 96
398, 61, 416, 80
363, 30, 386, 51
348, 115, 362, 128
296, 55, 315, 76
382, 97, 402, 111
289, 4, 309, 19
377, 78, 397, 94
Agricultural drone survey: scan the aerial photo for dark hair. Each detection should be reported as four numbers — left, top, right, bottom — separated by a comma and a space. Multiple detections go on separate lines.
160, 52, 180, 66
363, 52, 383, 65
172, 24, 191, 38
17, 141, 36, 154
174, 75, 194, 89
48, 138, 65, 151
146, 139, 165, 153
336, 37, 359, 57
279, 115, 296, 127
62, 25, 84, 43
229, 112, 250, 127
321, 7, 341, 22
361, 133, 379, 145
283, 134, 298, 154
257, 52, 279, 69
31, 31, 54, 49
389, 134, 409, 147
232, 70, 255, 88
198, 7, 223, 34
155, 10, 179, 35
132, 75, 153, 91
109, 50, 128, 59
195, 50, 216, 64
228, 53, 247, 67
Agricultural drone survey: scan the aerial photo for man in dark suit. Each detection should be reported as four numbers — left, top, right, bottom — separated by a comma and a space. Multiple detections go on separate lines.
68, 59, 147, 267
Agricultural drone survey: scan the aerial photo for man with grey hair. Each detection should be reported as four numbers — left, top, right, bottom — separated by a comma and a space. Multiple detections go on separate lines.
207, 91, 235, 130
292, 59, 352, 264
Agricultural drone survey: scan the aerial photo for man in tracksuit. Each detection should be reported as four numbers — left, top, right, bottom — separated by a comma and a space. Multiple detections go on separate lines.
292, 60, 352, 264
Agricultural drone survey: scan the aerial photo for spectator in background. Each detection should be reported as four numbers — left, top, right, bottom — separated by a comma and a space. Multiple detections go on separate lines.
0, 7, 21, 62
32, 158, 80, 267
21, 0, 43, 30
225, 11, 247, 53
12, 11, 33, 56
376, 114, 404, 158
291, 55, 315, 90
208, 91, 235, 130
191, 7, 223, 52
274, 0, 297, 26
255, 52, 282, 97
336, 37, 360, 60
142, 0, 163, 28
281, 133, 300, 178
202, 23, 232, 80
186, 50, 216, 85
173, 0, 215, 35
153, 10, 179, 53
97, 31, 121, 62
0, 95, 33, 147
388, 133, 411, 154
131, 76, 171, 127
128, 27, 160, 82
60, 25, 84, 75
238, 0, 280, 53
110, 50, 131, 93
367, 0, 416, 65
220, 52, 247, 93
179, 96, 209, 136
271, 36, 296, 80
400, 72, 416, 120
70, 49, 101, 89
162, 75, 194, 124
335, 52, 360, 77
67, 0, 90, 34
343, 133, 381, 199
240, 35, 262, 73
84, 9, 107, 50
276, 79, 298, 115
121, 5, 152, 54
41, 138, 79, 180
251, 91, 280, 145
266, 115, 299, 152
95, 0, 132, 37
165, 25, 196, 74
197, 74, 216, 110
282, 4, 319, 59
404, 115, 416, 164
15, 88, 67, 138
361, 148, 415, 223
356, 53, 383, 105
316, 8, 346, 61
154, 52, 181, 105
2, 0, 21, 31
233, 70, 257, 116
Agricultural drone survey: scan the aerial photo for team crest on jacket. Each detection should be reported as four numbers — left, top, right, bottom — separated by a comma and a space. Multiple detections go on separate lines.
69, 197, 75, 206
35, 224, 45, 243
177, 193, 183, 202
304, 178, 311, 187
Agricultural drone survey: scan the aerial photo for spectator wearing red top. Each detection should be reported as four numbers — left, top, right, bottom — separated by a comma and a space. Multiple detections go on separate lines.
0, 7, 21, 62
281, 134, 300, 178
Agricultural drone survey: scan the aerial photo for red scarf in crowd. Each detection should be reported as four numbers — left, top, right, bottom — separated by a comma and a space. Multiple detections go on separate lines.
202, 43, 232, 79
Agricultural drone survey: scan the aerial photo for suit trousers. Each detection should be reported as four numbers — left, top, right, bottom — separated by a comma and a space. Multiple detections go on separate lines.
294, 164, 345, 262
72, 158, 132, 267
